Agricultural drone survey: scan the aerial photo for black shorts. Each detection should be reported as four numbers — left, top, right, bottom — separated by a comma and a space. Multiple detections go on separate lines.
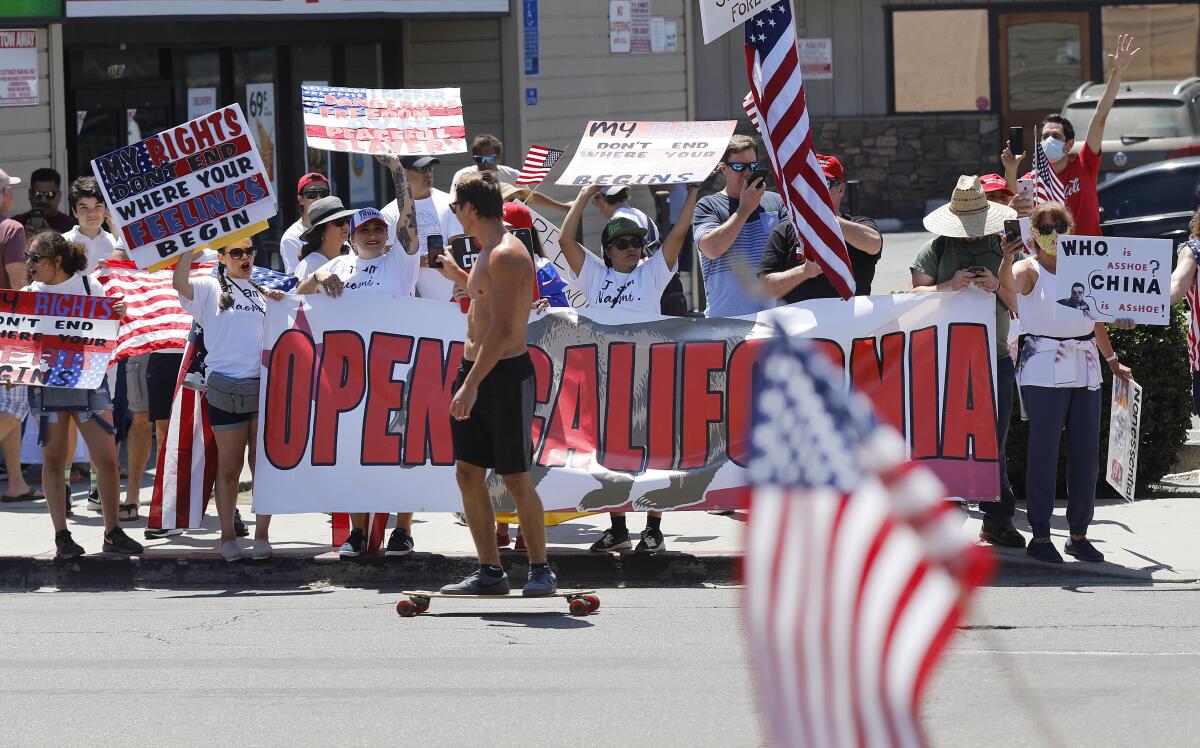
146, 352, 184, 422
207, 400, 255, 430
450, 353, 536, 475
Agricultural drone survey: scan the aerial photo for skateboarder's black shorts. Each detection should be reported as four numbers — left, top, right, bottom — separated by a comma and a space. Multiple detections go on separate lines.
450, 352, 536, 475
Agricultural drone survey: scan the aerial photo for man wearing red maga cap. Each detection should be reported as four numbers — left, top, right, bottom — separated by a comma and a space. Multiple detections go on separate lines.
279, 172, 330, 274
757, 153, 883, 303
979, 173, 1014, 202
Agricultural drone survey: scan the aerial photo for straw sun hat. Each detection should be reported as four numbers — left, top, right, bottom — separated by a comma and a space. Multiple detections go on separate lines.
922, 175, 1017, 238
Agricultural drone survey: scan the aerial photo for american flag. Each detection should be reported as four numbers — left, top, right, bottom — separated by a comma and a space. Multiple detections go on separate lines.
744, 2, 855, 298
1034, 139, 1066, 204
743, 90, 761, 133
746, 329, 993, 747
515, 145, 565, 187
147, 263, 298, 531
97, 259, 217, 362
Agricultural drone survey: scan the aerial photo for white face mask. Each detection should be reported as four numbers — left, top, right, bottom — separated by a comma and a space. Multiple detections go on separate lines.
1041, 136, 1066, 162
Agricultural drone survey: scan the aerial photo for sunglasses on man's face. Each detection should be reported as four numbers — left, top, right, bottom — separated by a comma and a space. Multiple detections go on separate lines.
221, 247, 256, 260
24, 252, 49, 263
301, 188, 330, 199
31, 190, 58, 199
472, 154, 499, 165
1035, 221, 1068, 236
724, 161, 765, 173
826, 179, 843, 189
610, 236, 645, 251
409, 166, 434, 174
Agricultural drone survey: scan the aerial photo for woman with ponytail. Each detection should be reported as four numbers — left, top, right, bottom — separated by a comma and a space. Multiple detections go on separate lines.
24, 231, 142, 559
173, 237, 285, 562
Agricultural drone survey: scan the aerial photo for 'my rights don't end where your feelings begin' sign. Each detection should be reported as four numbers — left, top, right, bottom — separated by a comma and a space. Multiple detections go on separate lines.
0, 289, 120, 389
92, 104, 276, 271
556, 120, 737, 187
300, 85, 467, 155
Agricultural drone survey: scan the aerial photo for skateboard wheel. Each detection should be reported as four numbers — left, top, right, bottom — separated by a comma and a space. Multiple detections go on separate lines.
584, 595, 600, 613
396, 599, 418, 617
414, 598, 430, 614
569, 598, 590, 617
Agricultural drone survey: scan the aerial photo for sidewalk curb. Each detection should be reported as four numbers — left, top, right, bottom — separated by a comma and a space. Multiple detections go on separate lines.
988, 548, 1199, 585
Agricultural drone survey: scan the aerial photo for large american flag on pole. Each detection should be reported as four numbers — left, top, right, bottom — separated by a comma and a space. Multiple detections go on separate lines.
1033, 139, 1067, 204
515, 145, 566, 186
744, 2, 855, 298
746, 329, 993, 747
96, 259, 217, 362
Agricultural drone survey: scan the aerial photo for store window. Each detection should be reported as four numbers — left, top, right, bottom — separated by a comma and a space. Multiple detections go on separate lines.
892, 10, 989, 112
236, 48, 279, 201
344, 43, 382, 208
1102, 4, 1200, 80
1004, 20, 1085, 114
176, 51, 220, 120
291, 43, 334, 188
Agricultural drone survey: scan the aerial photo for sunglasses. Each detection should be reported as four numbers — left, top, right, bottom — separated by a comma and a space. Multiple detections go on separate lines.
472, 154, 498, 165
1035, 221, 1068, 236
723, 161, 765, 173
609, 236, 645, 250
449, 202, 459, 214
409, 166, 434, 174
220, 247, 256, 260
24, 251, 49, 263
327, 217, 349, 227
301, 188, 330, 199
826, 178, 843, 188
31, 190, 58, 199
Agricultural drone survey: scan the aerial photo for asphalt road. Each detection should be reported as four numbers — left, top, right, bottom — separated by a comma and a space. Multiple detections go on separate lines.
1, 584, 1196, 747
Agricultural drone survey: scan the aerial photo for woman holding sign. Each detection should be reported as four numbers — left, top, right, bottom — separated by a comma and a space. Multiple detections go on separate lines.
1009, 202, 1133, 564
174, 237, 286, 562
23, 231, 142, 559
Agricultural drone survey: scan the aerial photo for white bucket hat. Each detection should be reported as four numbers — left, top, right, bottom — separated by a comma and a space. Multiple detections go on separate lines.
923, 175, 1017, 238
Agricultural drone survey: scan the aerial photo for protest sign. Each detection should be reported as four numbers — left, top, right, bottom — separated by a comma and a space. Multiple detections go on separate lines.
555, 120, 737, 187
527, 205, 587, 309
698, 0, 778, 44
91, 104, 276, 270
300, 85, 467, 156
1106, 377, 1142, 501
1054, 235, 1172, 325
254, 289, 1000, 514
0, 288, 121, 388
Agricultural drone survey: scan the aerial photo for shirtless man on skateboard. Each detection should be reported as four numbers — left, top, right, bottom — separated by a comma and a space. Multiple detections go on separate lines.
433, 171, 556, 596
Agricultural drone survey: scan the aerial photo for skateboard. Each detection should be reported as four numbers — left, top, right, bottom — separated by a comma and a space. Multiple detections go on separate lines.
395, 590, 600, 617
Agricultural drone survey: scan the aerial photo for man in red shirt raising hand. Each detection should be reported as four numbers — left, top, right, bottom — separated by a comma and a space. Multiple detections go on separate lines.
1005, 33, 1140, 236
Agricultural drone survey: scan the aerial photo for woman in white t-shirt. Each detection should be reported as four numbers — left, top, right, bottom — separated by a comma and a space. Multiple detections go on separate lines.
174, 237, 285, 562
297, 201, 421, 559
23, 231, 142, 559
557, 182, 700, 555
293, 195, 354, 279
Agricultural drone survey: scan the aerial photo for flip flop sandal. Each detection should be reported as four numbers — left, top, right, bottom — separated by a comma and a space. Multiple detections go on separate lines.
119, 503, 140, 522
0, 488, 44, 503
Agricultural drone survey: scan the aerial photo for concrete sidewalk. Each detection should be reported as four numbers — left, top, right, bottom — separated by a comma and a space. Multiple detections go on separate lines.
0, 472, 1197, 588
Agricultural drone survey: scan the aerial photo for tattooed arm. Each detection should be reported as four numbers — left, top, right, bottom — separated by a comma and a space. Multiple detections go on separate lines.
376, 154, 420, 255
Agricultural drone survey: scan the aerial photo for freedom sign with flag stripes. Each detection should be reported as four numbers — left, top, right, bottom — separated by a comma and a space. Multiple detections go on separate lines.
746, 329, 993, 747
515, 144, 565, 186
744, 2, 855, 298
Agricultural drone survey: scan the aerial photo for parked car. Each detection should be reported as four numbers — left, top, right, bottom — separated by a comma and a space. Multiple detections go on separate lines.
1098, 156, 1200, 247
1061, 78, 1200, 177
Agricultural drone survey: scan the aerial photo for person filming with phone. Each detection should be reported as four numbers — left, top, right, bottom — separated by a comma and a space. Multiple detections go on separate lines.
910, 175, 1026, 550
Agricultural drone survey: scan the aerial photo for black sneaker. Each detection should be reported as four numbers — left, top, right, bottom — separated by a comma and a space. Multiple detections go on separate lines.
522, 565, 558, 597
338, 528, 367, 557
1026, 539, 1063, 564
589, 528, 632, 552
384, 527, 414, 557
1064, 537, 1105, 562
144, 528, 185, 540
88, 488, 101, 513
979, 524, 1027, 549
635, 527, 666, 555
55, 530, 84, 560
102, 527, 144, 555
233, 508, 249, 538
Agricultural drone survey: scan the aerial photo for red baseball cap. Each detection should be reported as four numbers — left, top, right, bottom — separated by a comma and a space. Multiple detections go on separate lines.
979, 173, 1014, 198
296, 172, 329, 195
815, 154, 844, 182
502, 201, 534, 231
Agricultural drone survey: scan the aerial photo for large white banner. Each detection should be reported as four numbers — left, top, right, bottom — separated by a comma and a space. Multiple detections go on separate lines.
556, 120, 737, 186
253, 289, 1000, 514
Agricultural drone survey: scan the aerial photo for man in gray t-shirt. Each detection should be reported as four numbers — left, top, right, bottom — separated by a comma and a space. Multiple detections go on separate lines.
692, 135, 784, 318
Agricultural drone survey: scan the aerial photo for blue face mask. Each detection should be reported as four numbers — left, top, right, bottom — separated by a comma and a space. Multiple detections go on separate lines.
1041, 136, 1067, 162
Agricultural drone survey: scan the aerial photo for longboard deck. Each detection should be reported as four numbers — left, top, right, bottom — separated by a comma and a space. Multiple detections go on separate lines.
396, 590, 600, 617
398, 589, 595, 600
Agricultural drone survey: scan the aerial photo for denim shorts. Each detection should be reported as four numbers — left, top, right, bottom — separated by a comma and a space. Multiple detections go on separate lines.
30, 383, 114, 426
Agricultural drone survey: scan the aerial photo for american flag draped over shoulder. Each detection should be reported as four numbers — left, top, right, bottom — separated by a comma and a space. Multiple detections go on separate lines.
148, 262, 298, 530
96, 259, 217, 362
744, 2, 855, 298
746, 330, 993, 748
515, 145, 565, 187
1034, 139, 1066, 204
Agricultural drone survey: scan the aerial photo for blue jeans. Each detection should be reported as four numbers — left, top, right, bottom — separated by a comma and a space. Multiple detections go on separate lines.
982, 355, 1017, 529
1020, 385, 1102, 539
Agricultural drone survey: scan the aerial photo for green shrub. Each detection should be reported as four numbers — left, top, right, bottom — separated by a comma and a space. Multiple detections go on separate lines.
1005, 300, 1191, 500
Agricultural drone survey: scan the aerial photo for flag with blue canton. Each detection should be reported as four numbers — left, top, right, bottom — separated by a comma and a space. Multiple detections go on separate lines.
210, 264, 299, 293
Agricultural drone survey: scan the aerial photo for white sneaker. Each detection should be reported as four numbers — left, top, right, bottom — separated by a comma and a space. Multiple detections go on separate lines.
251, 539, 272, 560
219, 539, 243, 562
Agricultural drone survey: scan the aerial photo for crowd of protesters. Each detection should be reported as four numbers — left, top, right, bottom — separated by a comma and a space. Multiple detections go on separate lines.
1, 31, 1197, 574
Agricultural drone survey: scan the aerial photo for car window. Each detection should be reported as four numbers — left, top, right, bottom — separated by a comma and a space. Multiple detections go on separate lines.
1065, 100, 1191, 141
1100, 166, 1200, 220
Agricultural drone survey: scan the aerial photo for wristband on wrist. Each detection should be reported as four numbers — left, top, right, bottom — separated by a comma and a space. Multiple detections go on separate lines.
1106, 353, 1118, 362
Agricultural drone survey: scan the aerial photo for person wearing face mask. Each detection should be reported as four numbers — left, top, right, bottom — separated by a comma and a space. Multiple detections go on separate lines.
1008, 34, 1140, 237
911, 175, 1024, 549
1008, 202, 1133, 564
